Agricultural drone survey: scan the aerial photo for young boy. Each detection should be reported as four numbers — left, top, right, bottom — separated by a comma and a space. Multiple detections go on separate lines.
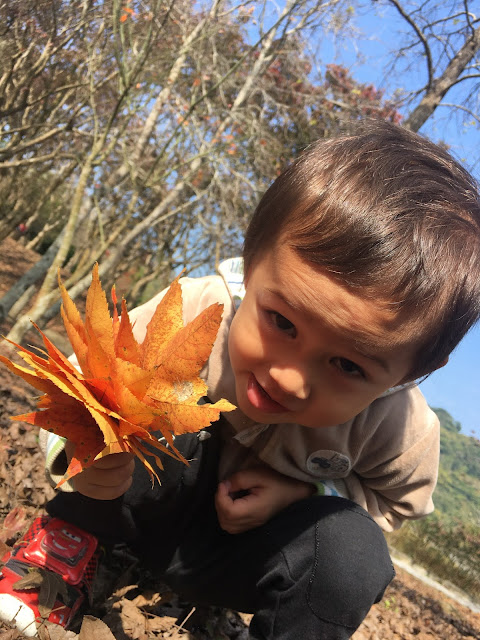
38, 121, 480, 638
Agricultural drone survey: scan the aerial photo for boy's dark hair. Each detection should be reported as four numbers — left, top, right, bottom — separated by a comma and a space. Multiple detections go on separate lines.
243, 120, 480, 380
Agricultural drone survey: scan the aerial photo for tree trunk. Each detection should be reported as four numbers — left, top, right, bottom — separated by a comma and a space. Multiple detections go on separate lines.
5, 157, 95, 344
0, 234, 63, 323
404, 25, 480, 132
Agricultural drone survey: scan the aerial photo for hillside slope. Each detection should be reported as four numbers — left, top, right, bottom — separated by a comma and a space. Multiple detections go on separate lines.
432, 408, 480, 524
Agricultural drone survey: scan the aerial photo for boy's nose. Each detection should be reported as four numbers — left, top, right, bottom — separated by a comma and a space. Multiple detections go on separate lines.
269, 365, 310, 400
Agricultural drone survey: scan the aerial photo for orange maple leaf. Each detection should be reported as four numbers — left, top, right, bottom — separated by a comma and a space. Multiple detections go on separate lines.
0, 265, 235, 487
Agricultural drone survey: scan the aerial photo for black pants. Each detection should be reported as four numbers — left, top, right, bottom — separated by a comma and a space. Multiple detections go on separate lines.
47, 425, 395, 639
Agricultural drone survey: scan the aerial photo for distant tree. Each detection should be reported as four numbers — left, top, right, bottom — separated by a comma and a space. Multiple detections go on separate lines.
433, 407, 462, 433
375, 0, 480, 133
4, 0, 478, 344
2, 0, 401, 343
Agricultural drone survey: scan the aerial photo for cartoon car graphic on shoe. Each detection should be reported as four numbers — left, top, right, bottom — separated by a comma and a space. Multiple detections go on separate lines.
22, 517, 97, 585
0, 517, 98, 636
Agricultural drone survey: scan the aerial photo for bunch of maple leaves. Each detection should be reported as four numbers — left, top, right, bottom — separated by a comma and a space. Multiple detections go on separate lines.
0, 265, 234, 487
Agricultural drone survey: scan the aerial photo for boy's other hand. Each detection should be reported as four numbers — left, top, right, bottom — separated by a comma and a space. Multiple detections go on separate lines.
215, 466, 315, 534
65, 440, 135, 500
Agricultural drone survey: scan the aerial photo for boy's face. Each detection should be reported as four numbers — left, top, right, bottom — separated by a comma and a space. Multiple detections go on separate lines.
228, 244, 417, 427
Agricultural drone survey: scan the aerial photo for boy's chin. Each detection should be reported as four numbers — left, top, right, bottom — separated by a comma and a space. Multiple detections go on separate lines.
236, 399, 265, 422
235, 394, 280, 424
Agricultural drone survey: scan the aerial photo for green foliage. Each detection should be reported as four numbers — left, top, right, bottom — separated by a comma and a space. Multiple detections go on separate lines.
435, 407, 462, 433
388, 513, 480, 602
432, 408, 480, 523
388, 407, 480, 602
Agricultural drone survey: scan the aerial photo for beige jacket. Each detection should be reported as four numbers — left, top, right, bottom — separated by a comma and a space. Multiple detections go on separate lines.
127, 272, 440, 532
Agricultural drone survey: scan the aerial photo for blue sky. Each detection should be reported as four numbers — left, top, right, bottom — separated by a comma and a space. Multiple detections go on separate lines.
319, 4, 480, 438
419, 328, 480, 437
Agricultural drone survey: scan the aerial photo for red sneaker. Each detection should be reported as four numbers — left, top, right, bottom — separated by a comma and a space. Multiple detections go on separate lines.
0, 516, 98, 636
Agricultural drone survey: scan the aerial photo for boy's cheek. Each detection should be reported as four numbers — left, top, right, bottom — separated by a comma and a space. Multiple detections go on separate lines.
228, 317, 249, 367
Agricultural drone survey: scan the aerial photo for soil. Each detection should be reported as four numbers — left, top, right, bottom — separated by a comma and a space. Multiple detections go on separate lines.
0, 238, 479, 639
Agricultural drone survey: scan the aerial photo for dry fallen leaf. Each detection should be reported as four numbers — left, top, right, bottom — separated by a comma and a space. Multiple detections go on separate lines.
78, 615, 116, 640
112, 598, 147, 639
0, 628, 22, 639
39, 622, 77, 640
0, 506, 29, 543
13, 566, 69, 619
0, 265, 235, 486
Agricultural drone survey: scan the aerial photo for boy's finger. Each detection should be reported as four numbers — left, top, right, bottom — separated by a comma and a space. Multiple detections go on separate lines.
222, 492, 257, 517
75, 475, 133, 500
66, 439, 135, 470
226, 470, 258, 492
92, 452, 135, 469
85, 464, 134, 487
215, 481, 233, 505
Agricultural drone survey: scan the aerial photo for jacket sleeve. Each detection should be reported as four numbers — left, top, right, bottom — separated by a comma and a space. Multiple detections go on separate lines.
39, 429, 74, 491
344, 386, 440, 531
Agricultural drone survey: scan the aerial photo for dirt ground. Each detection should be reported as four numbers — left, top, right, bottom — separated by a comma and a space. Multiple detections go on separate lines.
0, 238, 479, 639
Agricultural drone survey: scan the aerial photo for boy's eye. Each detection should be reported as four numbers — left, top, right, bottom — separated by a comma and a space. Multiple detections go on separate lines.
269, 312, 297, 337
332, 357, 365, 378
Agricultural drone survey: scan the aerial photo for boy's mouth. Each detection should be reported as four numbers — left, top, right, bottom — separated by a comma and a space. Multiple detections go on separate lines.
246, 374, 290, 414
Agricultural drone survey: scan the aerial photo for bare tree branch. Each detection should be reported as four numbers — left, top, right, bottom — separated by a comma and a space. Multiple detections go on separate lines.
404, 23, 480, 131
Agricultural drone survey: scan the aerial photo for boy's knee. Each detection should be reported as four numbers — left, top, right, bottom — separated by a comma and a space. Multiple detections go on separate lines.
311, 499, 393, 624
266, 497, 394, 630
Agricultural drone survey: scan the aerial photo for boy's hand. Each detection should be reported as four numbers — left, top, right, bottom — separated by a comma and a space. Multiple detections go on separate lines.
215, 466, 315, 534
65, 440, 135, 500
